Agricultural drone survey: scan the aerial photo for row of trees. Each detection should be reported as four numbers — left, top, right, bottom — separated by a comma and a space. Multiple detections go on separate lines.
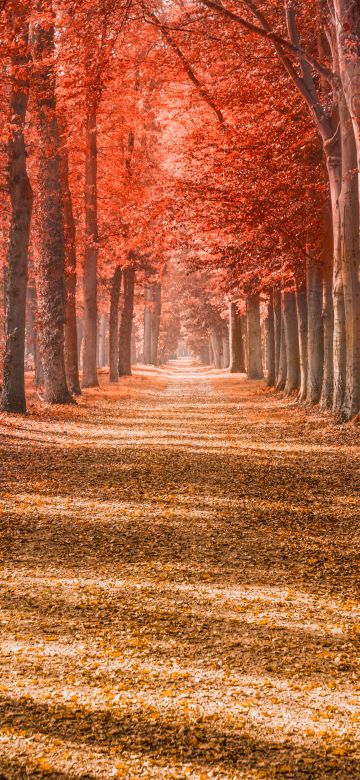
1, 0, 359, 419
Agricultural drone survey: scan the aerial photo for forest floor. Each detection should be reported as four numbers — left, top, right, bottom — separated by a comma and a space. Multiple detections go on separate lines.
0, 360, 360, 780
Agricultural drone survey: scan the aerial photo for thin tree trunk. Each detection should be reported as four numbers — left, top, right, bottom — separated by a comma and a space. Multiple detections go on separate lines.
246, 293, 263, 379
109, 266, 121, 382
30, 6, 72, 404
131, 324, 137, 365
210, 327, 222, 368
320, 221, 334, 410
208, 335, 214, 366
143, 283, 152, 364
77, 319, 84, 367
150, 282, 161, 366
296, 278, 308, 402
274, 290, 281, 380
2, 21, 32, 413
98, 313, 107, 367
306, 256, 323, 405
283, 290, 300, 395
58, 116, 81, 396
119, 268, 135, 376
82, 107, 99, 387
276, 306, 287, 391
338, 96, 360, 419
229, 301, 245, 372
266, 291, 275, 386
222, 329, 230, 369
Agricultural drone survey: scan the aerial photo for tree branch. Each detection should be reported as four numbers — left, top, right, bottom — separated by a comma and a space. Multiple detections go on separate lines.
142, 3, 226, 127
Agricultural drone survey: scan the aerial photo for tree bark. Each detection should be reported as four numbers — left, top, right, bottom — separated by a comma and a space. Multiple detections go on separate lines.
82, 107, 99, 387
229, 301, 245, 372
222, 329, 230, 369
109, 266, 122, 382
119, 268, 135, 376
320, 221, 334, 410
98, 313, 107, 368
273, 290, 281, 381
283, 290, 300, 395
210, 327, 222, 368
1, 21, 32, 413
143, 283, 152, 364
150, 282, 161, 366
131, 324, 137, 365
276, 306, 287, 391
30, 5, 72, 404
246, 293, 263, 379
338, 95, 360, 419
58, 116, 81, 396
306, 256, 324, 405
266, 291, 276, 386
295, 278, 308, 402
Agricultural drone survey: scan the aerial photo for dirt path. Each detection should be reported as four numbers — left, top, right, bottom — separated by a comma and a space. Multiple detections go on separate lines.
0, 361, 360, 779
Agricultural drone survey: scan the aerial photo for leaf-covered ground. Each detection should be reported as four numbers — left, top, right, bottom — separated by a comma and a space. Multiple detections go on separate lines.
0, 361, 360, 779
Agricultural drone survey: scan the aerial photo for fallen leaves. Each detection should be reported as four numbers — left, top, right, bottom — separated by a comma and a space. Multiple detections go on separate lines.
0, 365, 359, 778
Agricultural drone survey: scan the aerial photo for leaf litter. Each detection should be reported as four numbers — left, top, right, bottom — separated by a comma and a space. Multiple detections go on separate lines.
0, 364, 359, 779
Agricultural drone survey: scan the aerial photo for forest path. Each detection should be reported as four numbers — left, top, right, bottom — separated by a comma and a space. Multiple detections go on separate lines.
0, 361, 360, 779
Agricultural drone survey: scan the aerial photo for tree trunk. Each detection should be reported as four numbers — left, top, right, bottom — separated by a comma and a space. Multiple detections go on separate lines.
98, 313, 107, 368
131, 324, 137, 365
1, 23, 32, 413
143, 283, 152, 364
273, 290, 281, 381
306, 256, 324, 405
229, 301, 245, 372
30, 7, 72, 404
119, 267, 135, 376
82, 107, 99, 387
58, 116, 81, 396
208, 335, 214, 366
338, 96, 360, 419
150, 282, 161, 366
210, 327, 222, 368
276, 306, 287, 391
283, 290, 300, 395
320, 221, 334, 410
77, 319, 84, 367
109, 266, 121, 382
246, 293, 263, 379
295, 278, 308, 402
266, 291, 275, 386
222, 329, 230, 369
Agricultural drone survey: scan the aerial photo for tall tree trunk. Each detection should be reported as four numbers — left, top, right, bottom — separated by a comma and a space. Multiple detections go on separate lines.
143, 283, 152, 364
58, 116, 81, 396
208, 335, 214, 366
82, 107, 99, 387
306, 256, 324, 405
229, 301, 245, 372
131, 324, 137, 365
246, 293, 263, 379
274, 290, 281, 381
338, 96, 360, 419
266, 291, 275, 386
276, 306, 287, 391
295, 278, 308, 403
77, 319, 84, 367
119, 268, 135, 376
109, 266, 121, 382
150, 282, 161, 366
210, 327, 222, 368
30, 5, 72, 404
222, 329, 230, 369
98, 313, 107, 368
320, 220, 334, 410
283, 290, 300, 395
2, 20, 32, 413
